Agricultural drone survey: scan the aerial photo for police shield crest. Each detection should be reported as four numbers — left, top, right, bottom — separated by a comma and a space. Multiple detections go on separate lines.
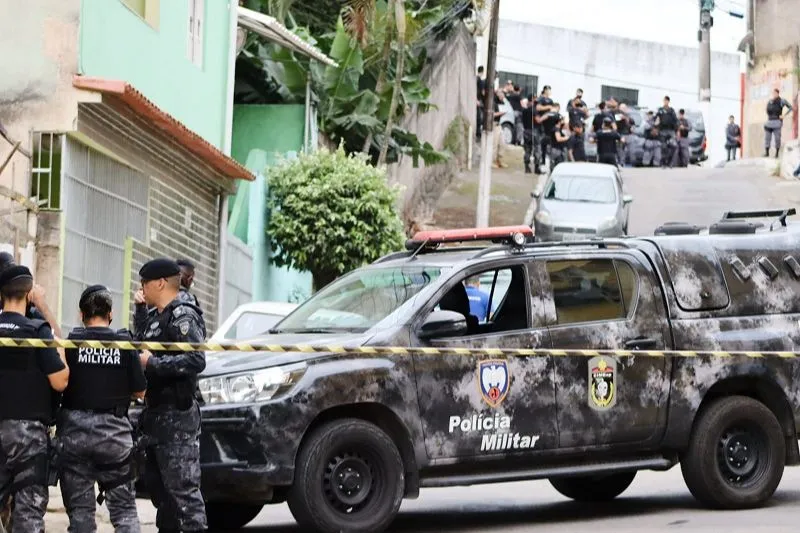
179, 321, 190, 336
478, 359, 510, 408
588, 356, 616, 410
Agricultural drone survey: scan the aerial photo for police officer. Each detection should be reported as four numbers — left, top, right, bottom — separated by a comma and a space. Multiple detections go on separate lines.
567, 122, 587, 162
0, 265, 69, 532
615, 103, 634, 166
673, 109, 691, 167
725, 115, 741, 161
135, 258, 206, 533
57, 284, 146, 532
176, 259, 200, 309
549, 115, 570, 172
642, 111, 662, 167
764, 88, 792, 157
595, 117, 622, 166
655, 95, 678, 168
534, 86, 556, 171
521, 97, 535, 174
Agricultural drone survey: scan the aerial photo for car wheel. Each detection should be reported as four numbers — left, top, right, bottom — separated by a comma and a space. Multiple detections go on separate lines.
680, 395, 785, 509
501, 123, 514, 145
287, 418, 405, 533
549, 472, 636, 502
206, 502, 263, 531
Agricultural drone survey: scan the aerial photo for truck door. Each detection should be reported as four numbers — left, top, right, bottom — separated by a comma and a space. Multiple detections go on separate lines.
411, 261, 556, 460
535, 250, 673, 448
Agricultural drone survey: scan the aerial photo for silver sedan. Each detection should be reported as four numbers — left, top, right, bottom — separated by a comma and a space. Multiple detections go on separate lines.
530, 162, 633, 241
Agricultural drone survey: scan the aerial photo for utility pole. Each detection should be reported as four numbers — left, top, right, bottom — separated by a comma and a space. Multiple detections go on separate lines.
476, 0, 499, 228
698, 0, 713, 162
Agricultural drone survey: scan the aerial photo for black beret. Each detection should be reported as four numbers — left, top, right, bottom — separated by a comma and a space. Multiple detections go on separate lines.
176, 258, 195, 270
79, 284, 108, 306
0, 265, 32, 289
139, 258, 181, 281
0, 252, 15, 271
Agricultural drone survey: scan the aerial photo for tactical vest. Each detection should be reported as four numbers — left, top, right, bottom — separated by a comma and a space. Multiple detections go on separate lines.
142, 300, 205, 410
61, 327, 135, 415
659, 108, 677, 129
0, 318, 56, 423
767, 98, 782, 120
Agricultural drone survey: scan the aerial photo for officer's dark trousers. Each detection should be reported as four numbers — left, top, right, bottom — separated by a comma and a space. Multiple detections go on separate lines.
57, 409, 140, 533
141, 403, 206, 532
523, 129, 534, 170
0, 420, 48, 533
660, 132, 677, 168
764, 119, 783, 155
671, 137, 690, 167
642, 140, 662, 167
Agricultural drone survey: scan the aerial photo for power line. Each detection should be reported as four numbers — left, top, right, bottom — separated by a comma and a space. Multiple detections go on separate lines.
496, 54, 741, 103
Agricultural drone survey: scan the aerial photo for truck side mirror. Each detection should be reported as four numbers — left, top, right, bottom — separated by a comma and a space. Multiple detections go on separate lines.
418, 310, 468, 340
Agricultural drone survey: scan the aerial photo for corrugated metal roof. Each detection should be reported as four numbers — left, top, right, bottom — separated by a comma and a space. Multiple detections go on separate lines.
72, 76, 254, 182
237, 6, 338, 67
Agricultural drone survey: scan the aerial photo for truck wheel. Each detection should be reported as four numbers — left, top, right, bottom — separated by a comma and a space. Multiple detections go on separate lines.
548, 472, 636, 502
681, 395, 785, 509
288, 418, 405, 533
206, 503, 263, 531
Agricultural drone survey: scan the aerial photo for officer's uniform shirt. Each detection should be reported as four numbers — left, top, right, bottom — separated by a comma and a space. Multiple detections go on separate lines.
656, 106, 678, 132
177, 287, 199, 309
0, 311, 64, 421
767, 97, 791, 120
596, 130, 622, 161
567, 133, 587, 161
535, 96, 553, 130
677, 117, 691, 138
61, 327, 146, 412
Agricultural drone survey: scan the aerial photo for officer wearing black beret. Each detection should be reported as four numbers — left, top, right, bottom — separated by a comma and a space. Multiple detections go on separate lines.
135, 258, 207, 532
57, 284, 146, 531
0, 265, 69, 531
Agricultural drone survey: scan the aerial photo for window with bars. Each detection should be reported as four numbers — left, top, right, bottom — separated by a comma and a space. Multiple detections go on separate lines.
601, 85, 639, 106
497, 71, 538, 98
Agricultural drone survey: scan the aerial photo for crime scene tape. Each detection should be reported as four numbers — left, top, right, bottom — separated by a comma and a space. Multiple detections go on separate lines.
0, 337, 798, 358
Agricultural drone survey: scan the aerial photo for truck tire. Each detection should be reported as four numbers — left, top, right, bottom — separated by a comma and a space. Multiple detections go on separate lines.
206, 502, 263, 531
548, 472, 636, 502
287, 418, 405, 533
681, 395, 785, 509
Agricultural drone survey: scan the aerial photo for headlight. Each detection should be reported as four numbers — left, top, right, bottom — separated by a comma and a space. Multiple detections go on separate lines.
598, 217, 617, 231
199, 363, 307, 404
534, 210, 552, 225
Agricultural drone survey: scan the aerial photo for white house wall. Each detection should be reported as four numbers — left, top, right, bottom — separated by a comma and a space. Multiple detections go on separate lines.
494, 20, 742, 164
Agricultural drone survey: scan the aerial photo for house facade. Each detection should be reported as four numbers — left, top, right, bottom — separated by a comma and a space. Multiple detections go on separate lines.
0, 0, 251, 333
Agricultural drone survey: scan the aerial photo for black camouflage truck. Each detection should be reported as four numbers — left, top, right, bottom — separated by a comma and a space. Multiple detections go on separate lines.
193, 210, 800, 532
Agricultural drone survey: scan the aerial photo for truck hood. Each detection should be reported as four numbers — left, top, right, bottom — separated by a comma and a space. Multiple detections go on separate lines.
202, 331, 375, 377
540, 199, 618, 227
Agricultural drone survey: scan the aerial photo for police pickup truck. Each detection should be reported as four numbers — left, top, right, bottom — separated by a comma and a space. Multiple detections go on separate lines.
192, 209, 800, 532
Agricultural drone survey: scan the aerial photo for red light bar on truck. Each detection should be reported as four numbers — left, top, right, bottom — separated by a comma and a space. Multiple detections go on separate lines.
405, 225, 534, 250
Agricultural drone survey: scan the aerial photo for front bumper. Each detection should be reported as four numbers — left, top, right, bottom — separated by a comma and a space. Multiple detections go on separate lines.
131, 401, 303, 504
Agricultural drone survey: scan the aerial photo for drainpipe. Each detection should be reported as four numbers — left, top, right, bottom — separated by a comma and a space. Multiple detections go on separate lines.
304, 74, 311, 152
218, 0, 239, 321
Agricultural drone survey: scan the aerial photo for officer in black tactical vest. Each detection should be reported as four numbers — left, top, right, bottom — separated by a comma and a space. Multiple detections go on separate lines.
655, 95, 678, 168
135, 258, 207, 532
0, 265, 69, 532
57, 284, 147, 532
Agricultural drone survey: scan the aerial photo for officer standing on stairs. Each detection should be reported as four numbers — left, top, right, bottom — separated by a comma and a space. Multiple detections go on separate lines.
57, 284, 146, 533
135, 258, 207, 533
0, 265, 69, 532
764, 88, 792, 157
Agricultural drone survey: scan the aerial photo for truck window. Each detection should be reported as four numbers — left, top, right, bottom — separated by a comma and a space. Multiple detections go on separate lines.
546, 259, 636, 325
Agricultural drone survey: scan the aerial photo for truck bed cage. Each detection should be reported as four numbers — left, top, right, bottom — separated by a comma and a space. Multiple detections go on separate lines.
721, 208, 796, 228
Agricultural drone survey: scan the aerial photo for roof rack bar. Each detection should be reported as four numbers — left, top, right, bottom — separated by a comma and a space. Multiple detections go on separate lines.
722, 208, 796, 220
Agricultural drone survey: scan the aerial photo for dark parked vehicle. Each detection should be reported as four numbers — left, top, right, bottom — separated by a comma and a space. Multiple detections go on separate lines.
685, 109, 709, 164
137, 210, 800, 532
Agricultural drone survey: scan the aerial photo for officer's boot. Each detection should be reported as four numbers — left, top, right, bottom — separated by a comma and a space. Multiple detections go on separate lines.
524, 162, 532, 174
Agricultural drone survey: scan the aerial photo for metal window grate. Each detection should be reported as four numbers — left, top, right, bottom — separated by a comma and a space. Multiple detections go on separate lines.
30, 132, 63, 210
497, 71, 538, 98
601, 85, 639, 106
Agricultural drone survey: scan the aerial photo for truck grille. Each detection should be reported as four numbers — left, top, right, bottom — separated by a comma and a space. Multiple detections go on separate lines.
554, 227, 596, 234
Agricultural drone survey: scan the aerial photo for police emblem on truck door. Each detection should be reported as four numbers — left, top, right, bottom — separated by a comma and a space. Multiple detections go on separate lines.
479, 359, 510, 408
588, 357, 616, 410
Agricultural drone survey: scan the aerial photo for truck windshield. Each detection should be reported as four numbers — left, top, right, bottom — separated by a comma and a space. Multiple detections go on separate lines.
271, 266, 446, 333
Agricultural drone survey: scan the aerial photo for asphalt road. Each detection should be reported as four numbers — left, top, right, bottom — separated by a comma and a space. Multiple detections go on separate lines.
68, 164, 800, 532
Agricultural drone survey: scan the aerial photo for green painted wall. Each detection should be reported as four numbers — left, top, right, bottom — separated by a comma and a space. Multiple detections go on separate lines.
231, 105, 311, 303
78, 0, 232, 149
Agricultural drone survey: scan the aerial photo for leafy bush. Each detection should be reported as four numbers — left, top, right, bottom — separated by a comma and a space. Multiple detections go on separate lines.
266, 146, 406, 291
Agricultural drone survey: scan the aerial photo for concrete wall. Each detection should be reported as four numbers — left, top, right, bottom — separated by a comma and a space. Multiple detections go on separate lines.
743, 46, 799, 157
0, 0, 86, 311
495, 20, 742, 164
79, 0, 234, 149
388, 23, 477, 229
230, 105, 312, 303
754, 0, 800, 58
